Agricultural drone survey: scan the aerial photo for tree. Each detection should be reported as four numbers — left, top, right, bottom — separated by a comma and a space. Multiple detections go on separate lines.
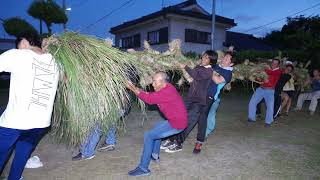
264, 15, 320, 69
28, 0, 68, 35
3, 17, 38, 37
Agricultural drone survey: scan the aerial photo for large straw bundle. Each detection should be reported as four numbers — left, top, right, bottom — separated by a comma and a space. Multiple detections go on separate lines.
45, 33, 197, 145
46, 32, 138, 145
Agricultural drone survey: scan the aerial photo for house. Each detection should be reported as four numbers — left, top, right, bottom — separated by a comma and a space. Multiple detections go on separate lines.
225, 31, 273, 51
110, 0, 236, 54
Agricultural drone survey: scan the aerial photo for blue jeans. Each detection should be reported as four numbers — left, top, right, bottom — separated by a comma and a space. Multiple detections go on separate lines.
139, 121, 182, 171
80, 125, 116, 157
0, 127, 48, 180
248, 87, 275, 124
206, 98, 221, 137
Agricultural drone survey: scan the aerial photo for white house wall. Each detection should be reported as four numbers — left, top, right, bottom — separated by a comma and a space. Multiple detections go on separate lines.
114, 17, 169, 52
169, 16, 226, 53
113, 17, 229, 54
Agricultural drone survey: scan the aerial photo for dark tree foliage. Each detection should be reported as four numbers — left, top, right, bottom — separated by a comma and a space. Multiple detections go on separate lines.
3, 17, 38, 37
264, 15, 320, 69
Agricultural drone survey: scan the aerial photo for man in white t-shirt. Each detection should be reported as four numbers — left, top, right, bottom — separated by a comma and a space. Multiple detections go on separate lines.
0, 33, 59, 180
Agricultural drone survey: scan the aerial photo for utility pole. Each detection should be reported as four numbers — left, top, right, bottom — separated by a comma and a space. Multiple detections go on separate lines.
63, 0, 67, 31
211, 0, 216, 50
162, 0, 164, 8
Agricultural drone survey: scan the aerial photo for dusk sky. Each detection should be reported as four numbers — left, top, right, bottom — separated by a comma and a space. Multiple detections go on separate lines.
1, 0, 319, 40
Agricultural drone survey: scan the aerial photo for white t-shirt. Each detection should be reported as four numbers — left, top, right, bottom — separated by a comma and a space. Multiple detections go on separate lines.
0, 49, 59, 130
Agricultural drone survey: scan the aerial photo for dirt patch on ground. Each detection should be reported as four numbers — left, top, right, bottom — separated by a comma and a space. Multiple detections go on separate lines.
1, 90, 320, 180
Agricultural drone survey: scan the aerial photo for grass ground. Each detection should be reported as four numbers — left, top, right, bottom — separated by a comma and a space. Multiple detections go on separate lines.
0, 88, 320, 180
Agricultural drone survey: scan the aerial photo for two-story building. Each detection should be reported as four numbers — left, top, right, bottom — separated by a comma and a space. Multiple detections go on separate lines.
110, 0, 236, 54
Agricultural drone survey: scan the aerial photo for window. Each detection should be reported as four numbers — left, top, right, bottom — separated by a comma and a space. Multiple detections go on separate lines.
147, 27, 168, 45
185, 29, 210, 44
120, 34, 141, 48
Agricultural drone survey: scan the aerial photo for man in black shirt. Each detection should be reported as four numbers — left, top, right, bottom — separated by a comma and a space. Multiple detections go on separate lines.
273, 64, 294, 118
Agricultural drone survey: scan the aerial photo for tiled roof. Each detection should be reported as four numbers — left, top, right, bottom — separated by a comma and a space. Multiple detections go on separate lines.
110, 0, 236, 33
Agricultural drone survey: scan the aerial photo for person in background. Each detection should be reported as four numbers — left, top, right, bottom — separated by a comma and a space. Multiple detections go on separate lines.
0, 32, 59, 180
162, 50, 217, 154
273, 63, 294, 119
248, 59, 282, 127
294, 69, 320, 115
280, 64, 296, 116
205, 51, 233, 137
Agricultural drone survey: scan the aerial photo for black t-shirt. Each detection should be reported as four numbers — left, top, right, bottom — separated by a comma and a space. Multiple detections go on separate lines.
275, 73, 291, 94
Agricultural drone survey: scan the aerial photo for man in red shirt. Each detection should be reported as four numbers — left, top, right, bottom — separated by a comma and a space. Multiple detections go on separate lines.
126, 71, 187, 176
248, 59, 282, 126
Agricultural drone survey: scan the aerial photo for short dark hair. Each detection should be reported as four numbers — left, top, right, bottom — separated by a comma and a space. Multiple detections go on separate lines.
203, 50, 218, 65
15, 32, 41, 49
286, 64, 294, 71
273, 58, 281, 65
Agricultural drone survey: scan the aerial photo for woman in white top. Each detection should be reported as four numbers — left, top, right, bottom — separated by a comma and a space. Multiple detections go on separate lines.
281, 75, 295, 115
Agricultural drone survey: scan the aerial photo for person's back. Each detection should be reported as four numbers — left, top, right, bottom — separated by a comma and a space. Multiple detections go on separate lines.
0, 49, 59, 130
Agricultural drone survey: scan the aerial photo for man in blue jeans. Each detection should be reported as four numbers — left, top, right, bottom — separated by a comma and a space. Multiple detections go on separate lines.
248, 59, 282, 127
72, 99, 132, 161
126, 72, 187, 176
72, 125, 117, 161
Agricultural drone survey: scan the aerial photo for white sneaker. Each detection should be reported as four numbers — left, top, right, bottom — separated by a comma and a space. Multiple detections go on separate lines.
160, 140, 175, 150
25, 156, 43, 168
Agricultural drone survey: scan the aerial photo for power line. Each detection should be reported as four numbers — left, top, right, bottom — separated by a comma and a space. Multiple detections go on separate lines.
80, 0, 136, 32
244, 1, 320, 33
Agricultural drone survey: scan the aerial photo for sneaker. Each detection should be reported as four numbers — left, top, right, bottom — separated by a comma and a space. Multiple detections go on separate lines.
310, 111, 315, 116
128, 167, 151, 176
248, 119, 255, 123
165, 144, 182, 153
160, 140, 175, 150
97, 143, 115, 152
193, 142, 202, 154
264, 123, 271, 128
72, 153, 95, 161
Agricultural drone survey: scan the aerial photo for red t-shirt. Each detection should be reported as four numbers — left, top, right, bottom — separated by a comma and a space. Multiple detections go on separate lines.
138, 83, 187, 129
262, 68, 282, 88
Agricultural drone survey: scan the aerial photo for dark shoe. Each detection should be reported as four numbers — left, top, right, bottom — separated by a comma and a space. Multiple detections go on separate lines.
264, 123, 271, 128
72, 153, 95, 161
128, 167, 151, 176
193, 142, 202, 154
97, 143, 115, 152
284, 112, 289, 116
160, 140, 175, 150
248, 119, 255, 123
165, 144, 182, 153
256, 114, 262, 119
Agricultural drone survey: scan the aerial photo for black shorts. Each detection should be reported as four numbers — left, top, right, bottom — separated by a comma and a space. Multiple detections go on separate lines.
283, 90, 295, 98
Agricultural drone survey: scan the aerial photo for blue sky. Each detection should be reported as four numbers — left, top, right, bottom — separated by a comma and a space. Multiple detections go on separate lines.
1, 0, 319, 39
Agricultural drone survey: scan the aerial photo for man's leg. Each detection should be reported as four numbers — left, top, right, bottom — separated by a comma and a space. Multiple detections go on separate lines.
98, 125, 117, 152
181, 102, 202, 142
139, 121, 181, 169
79, 125, 102, 158
295, 92, 312, 110
264, 89, 275, 125
248, 88, 264, 121
206, 98, 221, 137
105, 126, 116, 145
309, 91, 320, 114
0, 127, 20, 174
197, 98, 214, 143
273, 92, 282, 118
8, 128, 47, 180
